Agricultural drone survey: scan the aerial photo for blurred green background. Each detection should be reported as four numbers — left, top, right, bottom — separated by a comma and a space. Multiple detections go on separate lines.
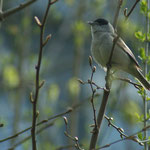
0, 0, 149, 150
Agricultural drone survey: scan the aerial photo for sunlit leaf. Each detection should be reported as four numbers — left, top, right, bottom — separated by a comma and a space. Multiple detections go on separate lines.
146, 71, 150, 81
138, 132, 143, 140
140, 0, 148, 15
122, 101, 142, 124
147, 136, 150, 145
139, 47, 146, 60
48, 84, 60, 101
3, 65, 19, 88
72, 20, 89, 47
147, 97, 150, 101
68, 77, 80, 97
135, 31, 145, 42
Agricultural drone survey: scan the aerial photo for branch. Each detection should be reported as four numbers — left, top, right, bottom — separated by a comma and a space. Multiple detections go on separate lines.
89, 1, 122, 149
55, 144, 75, 150
0, 0, 3, 13
31, 0, 58, 149
89, 36, 119, 150
113, 0, 123, 28
63, 117, 84, 150
0, 0, 37, 21
104, 115, 144, 145
8, 122, 54, 150
0, 109, 72, 143
0, 95, 98, 143
114, 77, 142, 90
124, 0, 140, 20
96, 125, 150, 149
88, 56, 99, 129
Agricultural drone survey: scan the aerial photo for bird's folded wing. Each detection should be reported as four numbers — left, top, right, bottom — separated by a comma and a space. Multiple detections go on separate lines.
113, 34, 141, 70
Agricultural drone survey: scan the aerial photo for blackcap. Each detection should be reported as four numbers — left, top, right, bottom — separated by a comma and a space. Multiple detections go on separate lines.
88, 18, 150, 90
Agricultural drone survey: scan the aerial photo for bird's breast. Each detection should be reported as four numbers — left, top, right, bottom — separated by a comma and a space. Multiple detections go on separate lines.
91, 37, 111, 68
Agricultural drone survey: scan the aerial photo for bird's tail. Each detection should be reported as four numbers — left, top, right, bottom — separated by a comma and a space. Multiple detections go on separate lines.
135, 69, 150, 91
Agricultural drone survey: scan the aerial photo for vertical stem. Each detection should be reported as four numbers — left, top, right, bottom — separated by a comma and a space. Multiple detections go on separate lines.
144, 0, 149, 150
0, 0, 3, 12
31, 1, 52, 150
113, 0, 123, 28
0, 0, 3, 26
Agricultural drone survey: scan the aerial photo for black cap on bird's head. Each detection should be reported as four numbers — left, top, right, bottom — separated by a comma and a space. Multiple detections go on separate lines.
94, 18, 108, 26
88, 18, 114, 34
88, 18, 108, 26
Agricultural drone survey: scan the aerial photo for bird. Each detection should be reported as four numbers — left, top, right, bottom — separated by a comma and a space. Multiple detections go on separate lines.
88, 18, 150, 90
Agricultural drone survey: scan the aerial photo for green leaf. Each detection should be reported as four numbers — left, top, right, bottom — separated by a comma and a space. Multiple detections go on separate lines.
140, 0, 148, 16
146, 71, 150, 81
135, 31, 145, 42
138, 87, 145, 97
138, 132, 143, 140
139, 47, 146, 60
147, 137, 150, 145
147, 32, 150, 41
146, 97, 150, 101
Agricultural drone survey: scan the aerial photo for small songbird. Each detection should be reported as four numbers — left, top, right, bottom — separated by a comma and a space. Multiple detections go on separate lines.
88, 18, 150, 90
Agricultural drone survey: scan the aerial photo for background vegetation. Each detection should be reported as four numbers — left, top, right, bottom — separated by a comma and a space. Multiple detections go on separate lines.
0, 0, 150, 150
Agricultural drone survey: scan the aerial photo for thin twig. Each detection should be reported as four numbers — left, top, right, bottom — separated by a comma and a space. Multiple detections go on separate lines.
0, 0, 3, 13
89, 0, 142, 148
114, 77, 142, 90
31, 0, 56, 149
55, 144, 75, 150
0, 0, 36, 21
63, 117, 84, 150
89, 36, 119, 150
96, 125, 150, 149
113, 0, 123, 28
8, 122, 54, 150
0, 109, 71, 143
104, 115, 144, 145
0, 95, 98, 143
124, 0, 140, 20
88, 56, 98, 129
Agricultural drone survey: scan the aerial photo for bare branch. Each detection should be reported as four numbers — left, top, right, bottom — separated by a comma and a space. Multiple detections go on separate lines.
0, 94, 98, 143
114, 77, 142, 90
96, 125, 150, 149
104, 115, 144, 145
88, 56, 98, 130
0, 0, 37, 21
124, 0, 140, 20
89, 1, 122, 149
113, 0, 123, 28
55, 144, 75, 150
63, 117, 84, 150
8, 122, 54, 150
31, 0, 60, 149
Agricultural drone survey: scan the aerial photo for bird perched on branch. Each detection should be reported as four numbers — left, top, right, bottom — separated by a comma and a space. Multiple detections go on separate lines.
88, 18, 150, 90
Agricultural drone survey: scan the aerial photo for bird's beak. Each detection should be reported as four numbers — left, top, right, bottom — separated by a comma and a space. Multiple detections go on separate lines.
87, 21, 94, 25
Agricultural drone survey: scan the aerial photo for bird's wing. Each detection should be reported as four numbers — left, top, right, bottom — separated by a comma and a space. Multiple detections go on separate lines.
113, 34, 141, 69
